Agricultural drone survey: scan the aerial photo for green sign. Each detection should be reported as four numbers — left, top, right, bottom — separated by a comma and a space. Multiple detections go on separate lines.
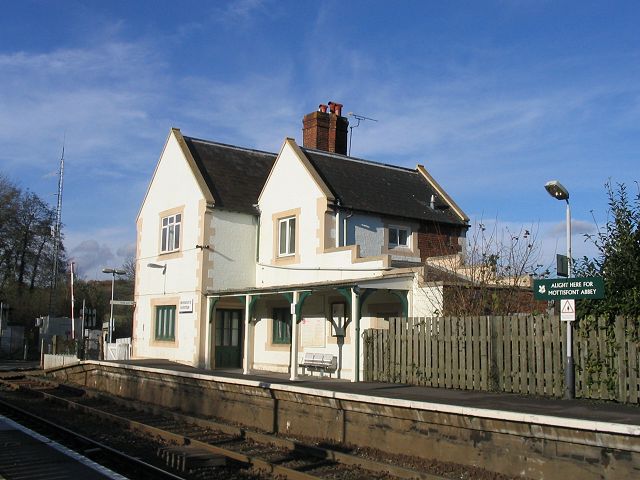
533, 277, 605, 300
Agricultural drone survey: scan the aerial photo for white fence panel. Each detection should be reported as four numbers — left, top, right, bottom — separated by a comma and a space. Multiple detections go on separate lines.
105, 340, 131, 360
43, 354, 79, 369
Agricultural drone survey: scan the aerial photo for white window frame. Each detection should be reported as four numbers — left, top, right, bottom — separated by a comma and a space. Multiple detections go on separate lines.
278, 216, 296, 257
388, 225, 410, 248
161, 213, 181, 253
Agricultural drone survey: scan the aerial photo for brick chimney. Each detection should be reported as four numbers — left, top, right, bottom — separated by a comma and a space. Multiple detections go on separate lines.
302, 101, 349, 155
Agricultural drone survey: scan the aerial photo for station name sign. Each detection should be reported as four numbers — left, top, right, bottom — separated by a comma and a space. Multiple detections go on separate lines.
533, 276, 605, 300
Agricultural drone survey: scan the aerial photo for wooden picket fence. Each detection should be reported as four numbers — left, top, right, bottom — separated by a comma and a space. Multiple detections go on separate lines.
363, 316, 640, 403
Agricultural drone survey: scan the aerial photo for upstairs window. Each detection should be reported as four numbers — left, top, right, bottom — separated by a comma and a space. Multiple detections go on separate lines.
278, 216, 296, 256
272, 307, 291, 344
388, 226, 410, 248
161, 213, 181, 253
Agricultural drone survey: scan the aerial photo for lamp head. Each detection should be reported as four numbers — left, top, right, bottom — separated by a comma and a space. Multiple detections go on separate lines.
544, 180, 569, 201
147, 263, 167, 274
102, 268, 126, 275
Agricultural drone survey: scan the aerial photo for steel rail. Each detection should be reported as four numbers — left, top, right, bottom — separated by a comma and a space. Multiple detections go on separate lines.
4, 381, 324, 480
0, 397, 185, 480
3, 376, 451, 480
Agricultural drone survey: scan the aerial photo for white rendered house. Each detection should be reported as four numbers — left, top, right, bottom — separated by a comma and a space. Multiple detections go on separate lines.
133, 102, 469, 381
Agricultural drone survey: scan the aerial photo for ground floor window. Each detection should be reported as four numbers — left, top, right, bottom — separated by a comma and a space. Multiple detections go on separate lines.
272, 307, 291, 344
155, 305, 176, 341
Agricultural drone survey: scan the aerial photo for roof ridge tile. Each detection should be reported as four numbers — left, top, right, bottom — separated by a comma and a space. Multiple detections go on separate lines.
184, 135, 276, 157
301, 147, 418, 174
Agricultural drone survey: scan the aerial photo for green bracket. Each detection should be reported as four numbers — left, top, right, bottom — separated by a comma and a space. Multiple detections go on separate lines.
358, 289, 374, 317
389, 290, 409, 318
209, 297, 219, 322
296, 291, 311, 318
248, 295, 260, 318
281, 292, 293, 304
337, 287, 352, 308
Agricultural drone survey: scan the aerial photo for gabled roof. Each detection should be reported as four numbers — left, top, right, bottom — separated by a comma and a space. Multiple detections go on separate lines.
181, 133, 466, 226
183, 136, 276, 214
302, 148, 467, 226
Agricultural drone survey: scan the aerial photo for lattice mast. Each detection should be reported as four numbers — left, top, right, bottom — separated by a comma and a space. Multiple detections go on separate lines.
48, 142, 64, 318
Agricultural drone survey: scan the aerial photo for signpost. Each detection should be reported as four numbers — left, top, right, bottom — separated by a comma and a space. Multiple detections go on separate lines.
556, 254, 569, 277
560, 299, 576, 322
533, 276, 604, 301
110, 300, 135, 306
533, 275, 605, 400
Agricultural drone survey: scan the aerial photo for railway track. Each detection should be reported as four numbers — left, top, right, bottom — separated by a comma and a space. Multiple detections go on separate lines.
0, 374, 453, 480
0, 390, 185, 479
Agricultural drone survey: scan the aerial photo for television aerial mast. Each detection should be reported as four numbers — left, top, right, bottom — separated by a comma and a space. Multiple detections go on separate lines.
48, 139, 65, 318
347, 112, 378, 156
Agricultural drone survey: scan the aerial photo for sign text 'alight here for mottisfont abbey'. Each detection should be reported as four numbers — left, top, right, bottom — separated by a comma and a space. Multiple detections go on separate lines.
533, 277, 605, 301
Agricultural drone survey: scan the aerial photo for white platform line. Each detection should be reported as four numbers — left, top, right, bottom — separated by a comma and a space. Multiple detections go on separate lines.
0, 414, 127, 480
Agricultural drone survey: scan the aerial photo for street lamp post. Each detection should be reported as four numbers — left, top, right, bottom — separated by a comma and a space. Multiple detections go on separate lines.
147, 263, 167, 294
544, 180, 574, 399
102, 268, 126, 344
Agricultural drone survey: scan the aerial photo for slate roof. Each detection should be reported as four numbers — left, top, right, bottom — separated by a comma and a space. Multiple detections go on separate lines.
183, 136, 276, 215
302, 149, 466, 226
182, 134, 465, 226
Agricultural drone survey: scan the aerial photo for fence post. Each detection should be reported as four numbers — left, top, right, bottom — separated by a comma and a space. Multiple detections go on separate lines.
489, 316, 499, 391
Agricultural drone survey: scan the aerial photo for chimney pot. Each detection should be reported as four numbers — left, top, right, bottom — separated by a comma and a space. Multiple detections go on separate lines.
302, 102, 349, 155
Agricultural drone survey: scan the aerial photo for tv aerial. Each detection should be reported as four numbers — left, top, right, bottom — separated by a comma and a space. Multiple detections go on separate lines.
347, 112, 377, 156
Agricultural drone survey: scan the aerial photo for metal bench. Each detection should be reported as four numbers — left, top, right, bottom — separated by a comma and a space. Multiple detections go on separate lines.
299, 353, 337, 377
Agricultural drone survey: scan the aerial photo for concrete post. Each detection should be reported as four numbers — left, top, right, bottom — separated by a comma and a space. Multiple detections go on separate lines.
290, 291, 300, 381
351, 287, 360, 382
204, 297, 212, 369
243, 294, 251, 375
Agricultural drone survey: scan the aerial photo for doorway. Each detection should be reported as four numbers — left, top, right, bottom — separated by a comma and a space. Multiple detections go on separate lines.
215, 309, 243, 368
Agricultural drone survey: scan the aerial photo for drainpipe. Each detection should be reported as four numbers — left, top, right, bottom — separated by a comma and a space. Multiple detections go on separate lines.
351, 286, 360, 382
253, 205, 261, 262
343, 210, 353, 247
335, 207, 341, 248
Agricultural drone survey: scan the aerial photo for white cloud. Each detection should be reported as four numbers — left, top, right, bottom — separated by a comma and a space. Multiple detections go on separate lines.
176, 72, 300, 151
0, 42, 166, 174
70, 239, 115, 279
116, 243, 136, 259
548, 219, 597, 238
2, 4, 636, 287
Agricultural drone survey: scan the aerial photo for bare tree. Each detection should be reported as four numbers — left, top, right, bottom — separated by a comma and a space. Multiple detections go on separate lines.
0, 174, 67, 325
421, 218, 548, 316
120, 255, 136, 283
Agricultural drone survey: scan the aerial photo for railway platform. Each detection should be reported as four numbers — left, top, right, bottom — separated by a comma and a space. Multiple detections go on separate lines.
42, 359, 640, 479
0, 414, 125, 480
112, 358, 640, 430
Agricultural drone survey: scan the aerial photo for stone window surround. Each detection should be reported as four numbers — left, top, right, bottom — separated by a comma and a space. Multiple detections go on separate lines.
271, 207, 301, 265
157, 205, 185, 261
149, 296, 180, 348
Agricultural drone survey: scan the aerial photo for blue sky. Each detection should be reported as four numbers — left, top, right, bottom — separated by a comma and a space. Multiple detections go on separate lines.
1, 1, 638, 279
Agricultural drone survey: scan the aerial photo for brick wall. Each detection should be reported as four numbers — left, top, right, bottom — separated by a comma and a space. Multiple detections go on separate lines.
302, 111, 348, 154
418, 231, 462, 261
